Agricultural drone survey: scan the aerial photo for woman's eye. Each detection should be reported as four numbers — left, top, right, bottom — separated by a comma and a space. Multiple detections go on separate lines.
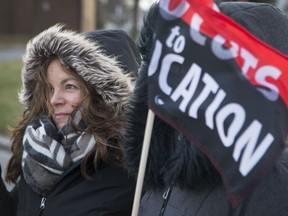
66, 84, 77, 90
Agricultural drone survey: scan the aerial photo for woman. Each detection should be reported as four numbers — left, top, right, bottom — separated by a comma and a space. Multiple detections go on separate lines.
0, 24, 140, 215
124, 2, 288, 216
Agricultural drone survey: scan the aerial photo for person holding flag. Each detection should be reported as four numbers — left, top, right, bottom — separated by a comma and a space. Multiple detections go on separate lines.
124, 1, 288, 215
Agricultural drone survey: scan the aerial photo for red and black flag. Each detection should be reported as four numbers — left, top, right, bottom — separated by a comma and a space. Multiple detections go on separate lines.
148, 0, 288, 207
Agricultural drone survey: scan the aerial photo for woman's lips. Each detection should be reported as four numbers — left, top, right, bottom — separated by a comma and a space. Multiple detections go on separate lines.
54, 113, 69, 120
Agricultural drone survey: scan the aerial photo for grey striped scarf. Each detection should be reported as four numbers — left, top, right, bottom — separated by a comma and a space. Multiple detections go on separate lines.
22, 114, 96, 195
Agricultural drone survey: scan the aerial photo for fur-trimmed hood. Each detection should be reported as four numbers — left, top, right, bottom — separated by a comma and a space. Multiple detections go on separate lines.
124, 2, 288, 191
20, 24, 140, 109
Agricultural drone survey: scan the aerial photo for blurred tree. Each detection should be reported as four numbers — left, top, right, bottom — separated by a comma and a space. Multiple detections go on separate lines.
132, 0, 140, 39
97, 0, 135, 37
81, 0, 96, 32
96, 0, 153, 39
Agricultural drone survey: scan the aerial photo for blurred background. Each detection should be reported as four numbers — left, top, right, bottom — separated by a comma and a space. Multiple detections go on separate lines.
0, 0, 284, 43
0, 0, 287, 188
0, 0, 157, 41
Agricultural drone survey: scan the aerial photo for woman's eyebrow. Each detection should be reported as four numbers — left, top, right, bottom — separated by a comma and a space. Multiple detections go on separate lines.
60, 77, 78, 85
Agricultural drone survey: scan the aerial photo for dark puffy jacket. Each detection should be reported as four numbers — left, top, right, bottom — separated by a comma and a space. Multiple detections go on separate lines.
138, 149, 288, 216
0, 160, 135, 216
124, 2, 288, 216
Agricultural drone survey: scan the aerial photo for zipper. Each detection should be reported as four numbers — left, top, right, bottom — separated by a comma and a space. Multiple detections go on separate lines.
159, 186, 173, 216
40, 197, 46, 209
162, 187, 171, 200
38, 197, 47, 216
36, 162, 81, 216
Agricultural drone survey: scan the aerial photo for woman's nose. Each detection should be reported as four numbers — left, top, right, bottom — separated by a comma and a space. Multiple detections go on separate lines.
50, 90, 65, 106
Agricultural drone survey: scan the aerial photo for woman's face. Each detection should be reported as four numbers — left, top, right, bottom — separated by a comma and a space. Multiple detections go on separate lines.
47, 59, 84, 130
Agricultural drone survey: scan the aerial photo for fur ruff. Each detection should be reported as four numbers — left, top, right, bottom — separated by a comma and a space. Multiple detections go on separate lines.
20, 24, 134, 110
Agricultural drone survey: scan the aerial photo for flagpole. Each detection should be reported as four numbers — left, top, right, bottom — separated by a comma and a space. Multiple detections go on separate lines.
131, 109, 155, 216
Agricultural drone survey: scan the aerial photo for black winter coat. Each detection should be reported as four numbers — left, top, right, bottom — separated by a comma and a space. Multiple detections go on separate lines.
0, 160, 135, 216
138, 149, 288, 216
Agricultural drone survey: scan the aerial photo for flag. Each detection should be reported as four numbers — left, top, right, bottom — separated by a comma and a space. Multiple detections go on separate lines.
148, 0, 288, 207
